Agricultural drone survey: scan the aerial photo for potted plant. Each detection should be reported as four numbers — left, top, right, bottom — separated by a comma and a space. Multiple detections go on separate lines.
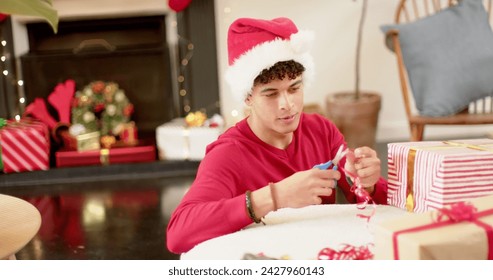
0, 0, 58, 32
325, 0, 381, 149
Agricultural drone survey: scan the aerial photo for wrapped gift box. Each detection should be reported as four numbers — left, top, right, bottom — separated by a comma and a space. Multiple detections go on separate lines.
59, 130, 101, 152
387, 139, 493, 213
0, 119, 50, 173
156, 118, 222, 160
55, 145, 155, 167
374, 195, 493, 260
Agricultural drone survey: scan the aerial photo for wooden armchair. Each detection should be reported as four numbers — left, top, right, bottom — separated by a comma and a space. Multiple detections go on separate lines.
385, 0, 493, 141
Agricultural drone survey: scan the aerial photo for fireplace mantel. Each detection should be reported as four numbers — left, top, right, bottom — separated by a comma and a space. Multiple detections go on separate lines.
15, 0, 170, 22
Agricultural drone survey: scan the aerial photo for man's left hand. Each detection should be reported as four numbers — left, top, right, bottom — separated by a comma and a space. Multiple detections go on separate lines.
343, 146, 381, 192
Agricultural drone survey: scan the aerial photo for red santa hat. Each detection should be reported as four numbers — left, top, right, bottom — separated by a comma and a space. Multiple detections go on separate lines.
225, 17, 315, 101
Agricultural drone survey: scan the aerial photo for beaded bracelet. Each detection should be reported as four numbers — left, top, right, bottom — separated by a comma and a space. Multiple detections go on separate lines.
269, 182, 279, 211
245, 190, 262, 224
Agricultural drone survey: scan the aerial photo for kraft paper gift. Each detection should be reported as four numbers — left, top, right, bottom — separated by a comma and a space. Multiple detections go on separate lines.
374, 195, 493, 260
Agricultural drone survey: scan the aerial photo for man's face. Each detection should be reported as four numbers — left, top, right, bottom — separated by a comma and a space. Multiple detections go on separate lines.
246, 75, 304, 141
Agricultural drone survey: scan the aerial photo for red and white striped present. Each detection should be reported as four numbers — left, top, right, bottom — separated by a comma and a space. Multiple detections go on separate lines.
387, 139, 493, 213
0, 119, 50, 173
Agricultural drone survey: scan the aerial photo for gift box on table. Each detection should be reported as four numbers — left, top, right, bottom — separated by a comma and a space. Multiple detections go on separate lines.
156, 118, 222, 161
0, 118, 50, 173
374, 195, 493, 260
387, 139, 493, 213
55, 145, 155, 167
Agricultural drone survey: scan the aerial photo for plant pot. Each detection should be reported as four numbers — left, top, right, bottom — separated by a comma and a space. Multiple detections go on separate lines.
325, 91, 381, 149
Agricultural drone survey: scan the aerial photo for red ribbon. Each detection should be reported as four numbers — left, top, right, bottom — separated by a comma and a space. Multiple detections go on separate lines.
0, 14, 8, 22
314, 148, 377, 259
168, 0, 192, 12
392, 202, 493, 259
339, 164, 376, 223
318, 243, 374, 260
435, 201, 477, 222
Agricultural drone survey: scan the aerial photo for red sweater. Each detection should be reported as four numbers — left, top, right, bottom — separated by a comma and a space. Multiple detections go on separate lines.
167, 113, 387, 253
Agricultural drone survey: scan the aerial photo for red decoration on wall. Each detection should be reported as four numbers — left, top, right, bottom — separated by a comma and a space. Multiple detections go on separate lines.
0, 14, 8, 22
168, 0, 192, 12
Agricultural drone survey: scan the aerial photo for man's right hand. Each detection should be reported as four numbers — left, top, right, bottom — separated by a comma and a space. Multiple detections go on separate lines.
274, 168, 340, 208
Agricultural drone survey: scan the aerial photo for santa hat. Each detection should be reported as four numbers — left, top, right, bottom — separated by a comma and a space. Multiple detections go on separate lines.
225, 17, 315, 102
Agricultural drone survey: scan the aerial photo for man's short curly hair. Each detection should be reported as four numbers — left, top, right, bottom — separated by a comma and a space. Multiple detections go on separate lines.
253, 60, 305, 86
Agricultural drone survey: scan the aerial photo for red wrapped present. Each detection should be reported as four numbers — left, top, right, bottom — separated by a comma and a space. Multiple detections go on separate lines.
387, 139, 493, 213
55, 145, 156, 167
0, 118, 50, 173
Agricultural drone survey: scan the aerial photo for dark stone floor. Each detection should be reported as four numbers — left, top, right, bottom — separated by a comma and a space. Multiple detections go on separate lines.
1, 175, 195, 260
0, 161, 198, 260
0, 142, 389, 260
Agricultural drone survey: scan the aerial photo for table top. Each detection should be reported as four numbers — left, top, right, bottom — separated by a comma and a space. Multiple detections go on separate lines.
181, 204, 410, 260
0, 194, 42, 259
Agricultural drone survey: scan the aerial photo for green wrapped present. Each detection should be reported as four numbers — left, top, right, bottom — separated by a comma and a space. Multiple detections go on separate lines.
0, 118, 6, 171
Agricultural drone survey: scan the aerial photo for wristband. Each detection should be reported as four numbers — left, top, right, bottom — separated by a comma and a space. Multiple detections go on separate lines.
245, 190, 262, 224
269, 182, 279, 211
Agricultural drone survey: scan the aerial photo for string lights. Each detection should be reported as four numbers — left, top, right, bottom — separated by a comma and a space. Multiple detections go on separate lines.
222, 6, 244, 124
169, 7, 221, 119
176, 32, 194, 114
0, 17, 25, 121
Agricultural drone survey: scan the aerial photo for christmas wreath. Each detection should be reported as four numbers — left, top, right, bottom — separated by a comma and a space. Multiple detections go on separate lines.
71, 81, 134, 139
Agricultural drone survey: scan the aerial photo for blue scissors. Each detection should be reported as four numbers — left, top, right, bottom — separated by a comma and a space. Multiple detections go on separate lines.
313, 144, 348, 171
313, 144, 348, 191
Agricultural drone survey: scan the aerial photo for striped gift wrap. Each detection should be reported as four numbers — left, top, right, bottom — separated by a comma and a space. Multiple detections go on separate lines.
0, 119, 50, 173
387, 139, 493, 213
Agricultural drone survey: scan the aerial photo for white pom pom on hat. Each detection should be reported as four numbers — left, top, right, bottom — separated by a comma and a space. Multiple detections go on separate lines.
225, 17, 315, 102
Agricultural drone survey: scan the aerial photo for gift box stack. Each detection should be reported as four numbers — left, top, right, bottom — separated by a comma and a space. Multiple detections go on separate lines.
55, 145, 155, 167
20, 79, 155, 168
374, 194, 493, 260
56, 80, 155, 167
156, 111, 224, 161
387, 139, 493, 213
0, 118, 50, 173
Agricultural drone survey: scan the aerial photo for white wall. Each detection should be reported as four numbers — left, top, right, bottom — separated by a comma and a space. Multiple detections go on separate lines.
214, 0, 493, 142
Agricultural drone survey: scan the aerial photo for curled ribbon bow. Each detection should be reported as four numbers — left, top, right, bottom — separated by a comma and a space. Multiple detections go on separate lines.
315, 145, 377, 222
435, 202, 478, 223
338, 153, 376, 223
317, 243, 374, 260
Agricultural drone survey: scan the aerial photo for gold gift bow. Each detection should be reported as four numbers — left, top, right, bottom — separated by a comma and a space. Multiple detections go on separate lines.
406, 141, 493, 212
100, 149, 110, 165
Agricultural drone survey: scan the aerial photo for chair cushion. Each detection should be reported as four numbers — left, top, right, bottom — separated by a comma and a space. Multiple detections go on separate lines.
381, 0, 493, 117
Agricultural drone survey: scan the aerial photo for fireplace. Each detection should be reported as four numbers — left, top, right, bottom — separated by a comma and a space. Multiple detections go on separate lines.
20, 15, 176, 140
0, 1, 220, 185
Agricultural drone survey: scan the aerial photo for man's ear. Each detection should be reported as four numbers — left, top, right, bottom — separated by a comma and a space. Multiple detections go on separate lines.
245, 93, 253, 106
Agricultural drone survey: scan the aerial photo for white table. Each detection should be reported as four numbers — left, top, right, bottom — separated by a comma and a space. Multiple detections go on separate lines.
0, 194, 42, 260
182, 204, 409, 260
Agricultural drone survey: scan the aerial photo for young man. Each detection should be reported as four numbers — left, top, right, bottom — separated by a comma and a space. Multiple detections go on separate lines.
167, 17, 387, 254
